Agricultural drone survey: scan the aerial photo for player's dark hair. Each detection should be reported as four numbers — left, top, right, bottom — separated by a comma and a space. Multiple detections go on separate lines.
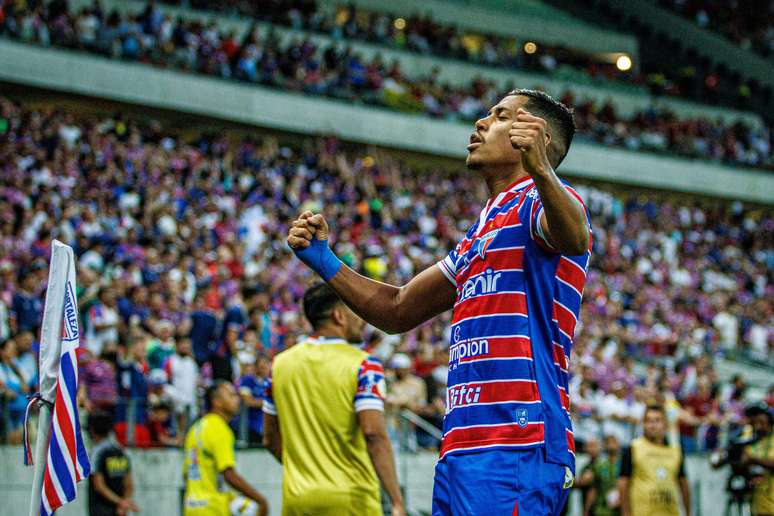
644, 404, 667, 418
746, 403, 774, 425
88, 411, 114, 438
303, 282, 342, 330
205, 380, 231, 411
508, 88, 575, 168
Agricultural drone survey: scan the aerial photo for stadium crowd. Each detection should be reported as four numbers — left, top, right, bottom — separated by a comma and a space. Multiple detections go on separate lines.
0, 0, 771, 170
0, 97, 772, 455
173, 0, 764, 106
658, 0, 774, 58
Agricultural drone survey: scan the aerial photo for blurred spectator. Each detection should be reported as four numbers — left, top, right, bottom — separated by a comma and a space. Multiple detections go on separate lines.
236, 354, 269, 446
163, 337, 199, 432
14, 330, 38, 387
189, 292, 219, 366
10, 272, 43, 334
115, 336, 150, 446
147, 399, 179, 447
585, 434, 622, 516
0, 337, 30, 444
78, 345, 120, 415
386, 353, 427, 414
87, 411, 140, 516
575, 436, 602, 513
85, 287, 121, 358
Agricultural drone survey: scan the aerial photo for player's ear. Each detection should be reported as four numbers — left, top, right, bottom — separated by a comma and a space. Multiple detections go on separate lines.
331, 304, 345, 326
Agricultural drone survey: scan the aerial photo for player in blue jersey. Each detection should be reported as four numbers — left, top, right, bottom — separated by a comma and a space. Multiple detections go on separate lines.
287, 89, 591, 516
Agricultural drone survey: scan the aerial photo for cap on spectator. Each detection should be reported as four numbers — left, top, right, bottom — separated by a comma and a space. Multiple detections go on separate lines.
390, 353, 412, 370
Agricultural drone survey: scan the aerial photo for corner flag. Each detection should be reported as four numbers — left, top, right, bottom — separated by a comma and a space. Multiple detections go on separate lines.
25, 240, 91, 516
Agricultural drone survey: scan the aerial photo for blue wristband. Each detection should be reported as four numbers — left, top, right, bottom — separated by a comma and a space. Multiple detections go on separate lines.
293, 238, 342, 281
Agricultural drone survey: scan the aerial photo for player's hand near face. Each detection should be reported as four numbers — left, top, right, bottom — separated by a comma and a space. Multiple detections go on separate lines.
509, 108, 552, 178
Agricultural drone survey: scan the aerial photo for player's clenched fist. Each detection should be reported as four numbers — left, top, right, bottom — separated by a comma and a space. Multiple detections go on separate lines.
287, 211, 342, 281
509, 108, 552, 178
287, 211, 329, 249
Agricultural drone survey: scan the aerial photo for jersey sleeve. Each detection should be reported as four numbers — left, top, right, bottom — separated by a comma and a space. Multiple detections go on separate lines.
210, 423, 236, 473
354, 355, 387, 412
262, 368, 276, 415
436, 247, 459, 285
528, 183, 591, 253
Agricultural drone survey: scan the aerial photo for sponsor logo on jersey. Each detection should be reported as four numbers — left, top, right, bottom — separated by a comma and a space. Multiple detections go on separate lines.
448, 338, 489, 370
459, 268, 501, 301
446, 383, 483, 414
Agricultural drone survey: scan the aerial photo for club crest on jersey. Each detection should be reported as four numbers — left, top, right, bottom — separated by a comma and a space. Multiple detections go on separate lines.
515, 408, 528, 428
472, 229, 500, 260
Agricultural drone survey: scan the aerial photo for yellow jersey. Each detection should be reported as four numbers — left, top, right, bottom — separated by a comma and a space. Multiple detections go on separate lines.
746, 432, 774, 515
264, 337, 387, 516
182, 413, 237, 516
623, 436, 684, 516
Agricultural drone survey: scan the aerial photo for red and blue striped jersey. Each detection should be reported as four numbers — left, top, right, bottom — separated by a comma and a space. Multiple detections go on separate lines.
436, 176, 591, 471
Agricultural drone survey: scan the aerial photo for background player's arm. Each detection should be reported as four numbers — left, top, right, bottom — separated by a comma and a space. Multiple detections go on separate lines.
262, 413, 282, 463
222, 468, 269, 516
358, 410, 405, 515
288, 213, 456, 334
618, 446, 633, 516
510, 109, 590, 255
91, 472, 124, 507
119, 473, 140, 514
583, 486, 597, 516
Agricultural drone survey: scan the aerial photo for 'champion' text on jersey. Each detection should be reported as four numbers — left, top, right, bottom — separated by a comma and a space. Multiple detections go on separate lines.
436, 176, 591, 471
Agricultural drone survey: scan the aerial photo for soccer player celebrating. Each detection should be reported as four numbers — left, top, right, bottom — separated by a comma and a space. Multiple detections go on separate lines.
288, 89, 591, 515
182, 381, 269, 516
263, 283, 405, 516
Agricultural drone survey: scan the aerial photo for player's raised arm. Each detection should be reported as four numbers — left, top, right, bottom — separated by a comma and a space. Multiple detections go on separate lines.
510, 108, 590, 255
287, 212, 456, 334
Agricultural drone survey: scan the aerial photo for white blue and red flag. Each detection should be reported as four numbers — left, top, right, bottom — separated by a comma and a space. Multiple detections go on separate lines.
24, 240, 91, 515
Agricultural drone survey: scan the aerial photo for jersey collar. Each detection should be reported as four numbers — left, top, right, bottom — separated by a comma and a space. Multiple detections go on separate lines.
476, 176, 534, 237
308, 336, 351, 346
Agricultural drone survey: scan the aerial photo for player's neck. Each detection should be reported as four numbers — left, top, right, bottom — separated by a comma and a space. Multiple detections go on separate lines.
484, 169, 529, 198
312, 323, 347, 341
211, 409, 231, 422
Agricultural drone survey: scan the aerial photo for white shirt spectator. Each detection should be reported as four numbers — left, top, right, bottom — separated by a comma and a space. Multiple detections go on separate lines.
164, 352, 199, 417
86, 303, 119, 357
713, 310, 739, 350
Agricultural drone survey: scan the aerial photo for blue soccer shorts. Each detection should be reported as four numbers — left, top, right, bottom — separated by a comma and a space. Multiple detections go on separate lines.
431, 447, 572, 515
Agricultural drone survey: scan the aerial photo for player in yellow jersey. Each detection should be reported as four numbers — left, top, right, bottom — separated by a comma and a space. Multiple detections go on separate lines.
182, 381, 269, 516
619, 405, 691, 516
743, 404, 774, 516
263, 283, 405, 516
